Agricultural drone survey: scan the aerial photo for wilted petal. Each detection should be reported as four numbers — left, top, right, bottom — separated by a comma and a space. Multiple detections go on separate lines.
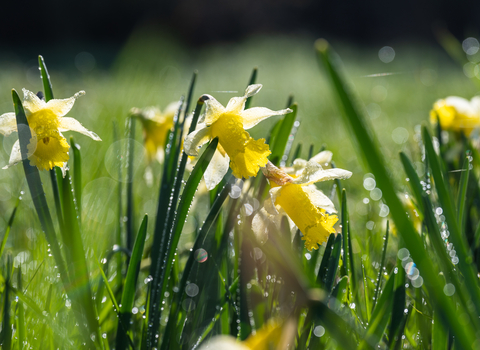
292, 161, 352, 185
302, 185, 336, 213
59, 117, 101, 140
45, 91, 85, 117
240, 107, 292, 130
22, 89, 46, 116
203, 95, 226, 126
3, 140, 22, 169
203, 149, 230, 190
225, 84, 263, 115
184, 124, 212, 156
0, 113, 18, 136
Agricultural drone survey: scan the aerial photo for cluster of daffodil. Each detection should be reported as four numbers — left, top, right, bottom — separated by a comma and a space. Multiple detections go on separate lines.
0, 89, 101, 172
430, 95, 480, 136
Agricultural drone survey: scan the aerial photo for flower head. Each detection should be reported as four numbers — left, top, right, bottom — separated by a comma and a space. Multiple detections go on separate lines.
131, 101, 180, 163
184, 84, 291, 190
253, 158, 352, 250
0, 89, 101, 171
430, 96, 480, 136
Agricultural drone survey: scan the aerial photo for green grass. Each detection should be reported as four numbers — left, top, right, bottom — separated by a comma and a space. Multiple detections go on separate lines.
0, 30, 479, 349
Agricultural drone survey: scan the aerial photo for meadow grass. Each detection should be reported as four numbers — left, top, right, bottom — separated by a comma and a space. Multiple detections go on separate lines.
0, 31, 479, 349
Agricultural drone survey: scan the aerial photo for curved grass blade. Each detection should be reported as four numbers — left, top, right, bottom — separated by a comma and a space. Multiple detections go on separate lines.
160, 176, 232, 350
317, 233, 335, 286
340, 189, 349, 278
126, 117, 136, 253
70, 137, 82, 217
325, 234, 342, 293
11, 89, 69, 286
116, 215, 148, 350
269, 104, 297, 166
316, 40, 477, 349
1, 255, 12, 349
0, 195, 20, 259
399, 153, 425, 215
371, 221, 389, 312
147, 138, 218, 349
456, 155, 470, 237
244, 67, 258, 110
16, 267, 26, 348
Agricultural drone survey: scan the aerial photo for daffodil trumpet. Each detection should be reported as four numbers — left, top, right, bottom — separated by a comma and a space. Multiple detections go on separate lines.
184, 84, 292, 190
253, 160, 352, 250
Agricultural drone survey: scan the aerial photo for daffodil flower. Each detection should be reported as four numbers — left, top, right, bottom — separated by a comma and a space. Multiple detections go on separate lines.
430, 96, 480, 136
253, 160, 352, 250
0, 88, 101, 171
184, 84, 292, 190
131, 101, 180, 163
198, 319, 283, 350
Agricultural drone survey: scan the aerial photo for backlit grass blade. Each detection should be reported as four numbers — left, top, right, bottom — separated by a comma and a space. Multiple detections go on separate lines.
362, 263, 371, 322
399, 153, 425, 215
147, 138, 219, 349
325, 234, 342, 293
126, 117, 136, 253
432, 308, 448, 350
70, 137, 82, 218
61, 170, 101, 348
423, 126, 480, 316
1, 255, 12, 349
38, 55, 54, 101
116, 215, 148, 350
16, 267, 25, 349
0, 195, 20, 259
388, 257, 406, 346
11, 89, 69, 287
456, 156, 470, 236
244, 67, 258, 110
269, 104, 297, 166
38, 284, 54, 350
160, 176, 232, 350
317, 233, 335, 286
316, 39, 477, 349
340, 190, 350, 278
371, 221, 389, 312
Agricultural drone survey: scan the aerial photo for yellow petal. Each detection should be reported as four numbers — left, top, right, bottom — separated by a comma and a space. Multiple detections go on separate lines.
27, 133, 70, 171
274, 183, 337, 250
243, 320, 282, 350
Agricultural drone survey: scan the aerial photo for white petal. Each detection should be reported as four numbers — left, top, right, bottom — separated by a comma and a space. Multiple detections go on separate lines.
59, 117, 101, 141
22, 89, 46, 116
225, 84, 263, 115
302, 185, 336, 213
44, 91, 85, 117
265, 187, 282, 215
292, 161, 352, 185
240, 107, 292, 130
310, 150, 333, 165
292, 158, 307, 175
252, 208, 272, 244
204, 149, 230, 190
184, 124, 212, 156
0, 113, 17, 136
3, 140, 22, 169
202, 95, 226, 126
197, 335, 248, 350
60, 162, 69, 177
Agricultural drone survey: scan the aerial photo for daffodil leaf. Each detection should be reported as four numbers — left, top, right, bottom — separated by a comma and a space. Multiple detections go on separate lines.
126, 117, 136, 252
317, 39, 478, 349
457, 155, 470, 237
269, 103, 297, 166
116, 215, 148, 350
1, 255, 12, 349
0, 195, 20, 259
244, 67, 258, 110
399, 152, 425, 216
317, 233, 335, 287
16, 267, 26, 348
70, 136, 82, 217
325, 233, 342, 293
38, 55, 54, 101
388, 257, 407, 347
371, 221, 389, 313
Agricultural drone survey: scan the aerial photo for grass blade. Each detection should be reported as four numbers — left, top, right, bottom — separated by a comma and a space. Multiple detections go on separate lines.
1, 255, 12, 349
38, 55, 54, 101
16, 267, 26, 349
325, 234, 342, 293
316, 39, 477, 349
371, 221, 389, 312
116, 215, 148, 350
0, 195, 20, 259
70, 137, 82, 218
126, 117, 136, 253
317, 233, 335, 286
244, 67, 258, 110
456, 156, 470, 237
269, 104, 297, 166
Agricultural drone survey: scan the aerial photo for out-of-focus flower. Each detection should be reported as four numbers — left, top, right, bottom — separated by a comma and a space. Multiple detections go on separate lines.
184, 84, 291, 190
430, 96, 480, 136
0, 88, 101, 171
198, 319, 283, 350
131, 102, 180, 163
253, 160, 352, 250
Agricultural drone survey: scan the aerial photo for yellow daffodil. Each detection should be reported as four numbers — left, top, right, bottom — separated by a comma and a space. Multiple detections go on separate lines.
430, 96, 480, 136
0, 88, 101, 171
198, 320, 283, 350
253, 160, 352, 250
131, 101, 180, 163
184, 84, 291, 190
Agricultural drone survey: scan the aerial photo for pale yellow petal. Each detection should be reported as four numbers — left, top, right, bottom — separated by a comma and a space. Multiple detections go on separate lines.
44, 91, 85, 117
310, 150, 333, 165
265, 187, 281, 215
22, 89, 46, 116
3, 140, 22, 169
240, 107, 292, 130
292, 161, 352, 185
203, 95, 226, 126
197, 335, 248, 350
204, 149, 230, 190
0, 113, 17, 136
184, 124, 212, 156
59, 117, 101, 140
302, 185, 336, 213
252, 208, 272, 244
